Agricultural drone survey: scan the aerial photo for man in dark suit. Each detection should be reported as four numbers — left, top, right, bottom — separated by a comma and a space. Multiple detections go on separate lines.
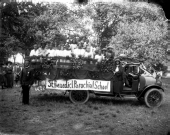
20, 60, 34, 105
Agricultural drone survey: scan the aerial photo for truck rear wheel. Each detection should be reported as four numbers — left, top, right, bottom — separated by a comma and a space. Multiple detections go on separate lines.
144, 88, 164, 108
69, 90, 89, 104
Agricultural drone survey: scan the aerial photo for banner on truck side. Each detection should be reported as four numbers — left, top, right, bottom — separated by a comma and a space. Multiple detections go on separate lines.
46, 79, 111, 92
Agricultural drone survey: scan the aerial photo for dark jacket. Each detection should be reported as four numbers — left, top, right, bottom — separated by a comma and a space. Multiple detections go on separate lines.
20, 67, 35, 86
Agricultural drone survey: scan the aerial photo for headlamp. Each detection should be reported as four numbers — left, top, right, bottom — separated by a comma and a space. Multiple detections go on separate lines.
156, 79, 162, 86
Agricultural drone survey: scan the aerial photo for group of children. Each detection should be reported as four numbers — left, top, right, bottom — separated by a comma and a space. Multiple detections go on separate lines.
29, 39, 115, 63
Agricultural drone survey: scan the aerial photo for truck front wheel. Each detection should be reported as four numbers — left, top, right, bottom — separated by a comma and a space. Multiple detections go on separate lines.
144, 88, 164, 108
69, 90, 89, 104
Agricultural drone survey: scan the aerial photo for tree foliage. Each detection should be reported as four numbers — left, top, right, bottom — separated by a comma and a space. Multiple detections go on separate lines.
34, 3, 69, 46
1, 1, 168, 65
85, 2, 167, 62
1, 1, 48, 56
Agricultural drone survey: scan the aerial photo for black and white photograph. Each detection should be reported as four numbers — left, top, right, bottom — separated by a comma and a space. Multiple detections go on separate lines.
0, 0, 169, 134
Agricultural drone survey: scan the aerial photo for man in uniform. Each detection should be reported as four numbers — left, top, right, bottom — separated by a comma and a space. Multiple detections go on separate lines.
20, 60, 34, 105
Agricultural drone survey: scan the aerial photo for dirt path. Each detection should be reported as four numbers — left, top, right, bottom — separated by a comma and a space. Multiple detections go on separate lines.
0, 79, 170, 135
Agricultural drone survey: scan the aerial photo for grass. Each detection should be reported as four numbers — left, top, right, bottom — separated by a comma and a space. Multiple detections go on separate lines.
0, 79, 169, 135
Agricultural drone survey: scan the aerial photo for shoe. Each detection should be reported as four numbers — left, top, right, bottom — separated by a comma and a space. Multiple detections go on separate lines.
22, 102, 29, 105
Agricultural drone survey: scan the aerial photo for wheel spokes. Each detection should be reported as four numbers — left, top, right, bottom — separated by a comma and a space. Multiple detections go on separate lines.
72, 91, 88, 102
148, 91, 162, 106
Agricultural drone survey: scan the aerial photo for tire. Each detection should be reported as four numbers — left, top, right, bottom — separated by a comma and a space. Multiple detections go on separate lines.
144, 88, 164, 108
69, 90, 89, 104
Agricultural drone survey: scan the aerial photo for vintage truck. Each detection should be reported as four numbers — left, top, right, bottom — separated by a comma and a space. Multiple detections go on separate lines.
23, 56, 165, 108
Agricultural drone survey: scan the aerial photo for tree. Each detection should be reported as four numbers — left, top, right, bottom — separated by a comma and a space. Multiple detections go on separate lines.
1, 1, 48, 56
33, 3, 70, 46
108, 2, 167, 61
33, 3, 96, 46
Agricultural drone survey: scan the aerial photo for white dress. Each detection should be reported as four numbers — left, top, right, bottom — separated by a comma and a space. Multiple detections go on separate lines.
64, 50, 71, 57
73, 48, 81, 58
54, 50, 60, 57
70, 44, 77, 50
38, 48, 48, 56
95, 55, 103, 62
46, 49, 56, 57
84, 51, 93, 58
30, 49, 39, 56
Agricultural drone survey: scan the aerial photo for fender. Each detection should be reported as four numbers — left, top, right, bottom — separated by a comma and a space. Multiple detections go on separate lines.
137, 84, 164, 98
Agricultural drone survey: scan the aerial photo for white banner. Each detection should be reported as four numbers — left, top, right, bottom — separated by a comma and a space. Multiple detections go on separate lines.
46, 79, 111, 92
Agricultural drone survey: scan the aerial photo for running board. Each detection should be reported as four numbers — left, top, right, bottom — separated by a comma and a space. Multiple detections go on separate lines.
94, 93, 114, 97
123, 87, 132, 91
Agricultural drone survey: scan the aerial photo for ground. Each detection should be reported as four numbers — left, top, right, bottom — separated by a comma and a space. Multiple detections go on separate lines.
0, 79, 170, 135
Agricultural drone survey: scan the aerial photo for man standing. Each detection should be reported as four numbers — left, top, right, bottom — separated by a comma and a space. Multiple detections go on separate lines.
20, 60, 34, 105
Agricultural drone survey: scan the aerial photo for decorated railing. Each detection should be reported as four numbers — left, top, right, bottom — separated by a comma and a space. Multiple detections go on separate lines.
25, 56, 98, 71
24, 56, 125, 82
24, 56, 151, 91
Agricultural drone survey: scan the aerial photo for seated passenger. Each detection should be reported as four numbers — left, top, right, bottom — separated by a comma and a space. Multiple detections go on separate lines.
101, 48, 107, 60
90, 43, 96, 55
46, 44, 55, 57
38, 43, 48, 57
94, 50, 103, 62
63, 45, 72, 57
73, 43, 85, 58
83, 38, 89, 48
105, 48, 115, 60
79, 42, 86, 57
84, 46, 94, 59
30, 44, 39, 57
107, 46, 114, 52
58, 45, 66, 57
57, 45, 68, 67
70, 38, 77, 52
53, 45, 60, 57
72, 45, 79, 58
63, 46, 72, 67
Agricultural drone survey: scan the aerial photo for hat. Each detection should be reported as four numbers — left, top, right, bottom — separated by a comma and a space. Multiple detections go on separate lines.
119, 54, 127, 57
107, 50, 113, 54
115, 58, 120, 61
107, 46, 114, 49
102, 48, 107, 51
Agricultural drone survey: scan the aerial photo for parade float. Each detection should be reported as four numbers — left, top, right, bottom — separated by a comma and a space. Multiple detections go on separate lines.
23, 55, 165, 108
